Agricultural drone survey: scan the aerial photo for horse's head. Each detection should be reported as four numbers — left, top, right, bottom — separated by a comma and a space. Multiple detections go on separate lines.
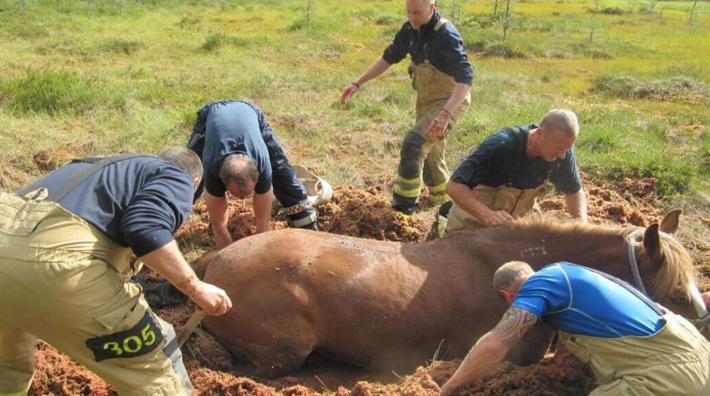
629, 210, 708, 328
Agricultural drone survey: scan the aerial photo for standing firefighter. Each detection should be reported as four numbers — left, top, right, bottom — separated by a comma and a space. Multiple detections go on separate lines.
188, 99, 318, 249
341, 0, 473, 214
0, 148, 232, 395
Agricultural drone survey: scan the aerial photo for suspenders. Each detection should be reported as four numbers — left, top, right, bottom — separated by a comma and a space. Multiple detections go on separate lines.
16, 154, 145, 202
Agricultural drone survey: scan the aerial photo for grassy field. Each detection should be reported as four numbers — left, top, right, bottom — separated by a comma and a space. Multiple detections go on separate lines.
0, 0, 708, 199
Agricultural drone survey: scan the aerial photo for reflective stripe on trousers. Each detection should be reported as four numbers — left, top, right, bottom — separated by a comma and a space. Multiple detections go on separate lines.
394, 62, 470, 203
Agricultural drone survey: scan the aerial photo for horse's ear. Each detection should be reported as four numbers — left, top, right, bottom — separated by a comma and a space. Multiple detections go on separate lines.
659, 210, 682, 234
644, 223, 662, 258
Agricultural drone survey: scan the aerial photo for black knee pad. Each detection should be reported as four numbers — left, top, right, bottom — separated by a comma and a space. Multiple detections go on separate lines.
399, 131, 425, 178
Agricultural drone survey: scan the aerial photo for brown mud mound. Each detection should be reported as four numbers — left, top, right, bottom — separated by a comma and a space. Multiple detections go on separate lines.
318, 184, 428, 242
539, 175, 661, 226
31, 343, 113, 396
175, 184, 428, 247
28, 177, 709, 395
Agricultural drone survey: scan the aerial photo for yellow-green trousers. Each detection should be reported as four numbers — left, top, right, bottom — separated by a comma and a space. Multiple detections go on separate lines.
446, 184, 544, 234
392, 61, 470, 212
0, 193, 191, 396
562, 312, 710, 395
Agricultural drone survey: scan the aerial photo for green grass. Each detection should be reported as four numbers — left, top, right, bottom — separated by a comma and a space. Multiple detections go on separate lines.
0, 0, 708, 199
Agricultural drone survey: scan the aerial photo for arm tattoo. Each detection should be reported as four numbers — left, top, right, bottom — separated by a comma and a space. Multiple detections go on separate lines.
491, 307, 539, 348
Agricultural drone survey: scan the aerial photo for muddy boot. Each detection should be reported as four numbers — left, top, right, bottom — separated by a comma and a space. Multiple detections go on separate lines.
428, 200, 452, 239
288, 208, 318, 231
392, 193, 417, 215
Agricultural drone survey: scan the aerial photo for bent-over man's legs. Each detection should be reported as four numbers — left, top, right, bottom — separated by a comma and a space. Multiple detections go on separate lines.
260, 121, 317, 230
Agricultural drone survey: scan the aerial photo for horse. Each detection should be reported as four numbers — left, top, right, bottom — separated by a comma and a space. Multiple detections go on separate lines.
200, 210, 706, 377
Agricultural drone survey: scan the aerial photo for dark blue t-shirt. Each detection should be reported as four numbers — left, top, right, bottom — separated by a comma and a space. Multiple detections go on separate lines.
383, 11, 474, 85
512, 263, 665, 337
451, 125, 582, 193
200, 101, 272, 197
16, 156, 194, 257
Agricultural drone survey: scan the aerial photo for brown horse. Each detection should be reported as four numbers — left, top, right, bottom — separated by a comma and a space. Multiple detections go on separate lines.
201, 210, 704, 376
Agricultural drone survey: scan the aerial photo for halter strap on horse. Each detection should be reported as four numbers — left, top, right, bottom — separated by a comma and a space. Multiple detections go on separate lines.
625, 229, 710, 332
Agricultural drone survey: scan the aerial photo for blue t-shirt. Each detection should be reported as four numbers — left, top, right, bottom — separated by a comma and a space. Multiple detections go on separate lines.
383, 11, 474, 86
16, 155, 194, 257
451, 125, 582, 193
512, 263, 665, 337
201, 101, 272, 197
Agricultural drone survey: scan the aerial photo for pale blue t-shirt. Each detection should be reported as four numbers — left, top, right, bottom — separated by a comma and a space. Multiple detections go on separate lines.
512, 262, 665, 338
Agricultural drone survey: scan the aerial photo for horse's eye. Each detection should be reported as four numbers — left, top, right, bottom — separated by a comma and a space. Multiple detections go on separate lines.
669, 290, 690, 304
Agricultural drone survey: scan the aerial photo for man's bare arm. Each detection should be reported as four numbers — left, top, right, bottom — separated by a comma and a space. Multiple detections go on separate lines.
204, 191, 232, 249
439, 307, 538, 395
564, 189, 588, 223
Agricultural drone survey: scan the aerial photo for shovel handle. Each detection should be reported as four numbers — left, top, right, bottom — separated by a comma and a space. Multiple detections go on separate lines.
177, 310, 206, 348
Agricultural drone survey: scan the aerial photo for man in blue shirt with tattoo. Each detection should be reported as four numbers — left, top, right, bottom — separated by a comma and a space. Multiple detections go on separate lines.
342, 0, 473, 215
0, 148, 232, 396
440, 261, 710, 395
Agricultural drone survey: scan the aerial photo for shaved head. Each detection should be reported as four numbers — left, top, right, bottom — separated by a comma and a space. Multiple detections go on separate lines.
493, 261, 534, 292
405, 0, 436, 30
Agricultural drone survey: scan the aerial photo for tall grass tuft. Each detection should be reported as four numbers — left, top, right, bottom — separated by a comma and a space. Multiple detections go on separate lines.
98, 38, 142, 55
1, 69, 121, 116
201, 34, 225, 52
592, 74, 709, 102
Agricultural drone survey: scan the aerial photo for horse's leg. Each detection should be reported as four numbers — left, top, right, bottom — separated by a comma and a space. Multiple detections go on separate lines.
213, 279, 319, 377
254, 326, 316, 377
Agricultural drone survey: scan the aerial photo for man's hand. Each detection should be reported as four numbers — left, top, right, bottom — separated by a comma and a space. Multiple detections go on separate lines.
187, 280, 232, 316
204, 191, 232, 249
427, 108, 453, 139
481, 209, 515, 226
139, 241, 233, 316
341, 82, 360, 103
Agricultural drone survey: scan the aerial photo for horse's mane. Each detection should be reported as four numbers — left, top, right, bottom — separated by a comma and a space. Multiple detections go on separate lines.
453, 217, 695, 300
507, 217, 622, 236
647, 232, 695, 301
459, 217, 624, 239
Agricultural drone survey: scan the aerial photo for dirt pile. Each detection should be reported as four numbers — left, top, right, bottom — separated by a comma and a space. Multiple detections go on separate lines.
318, 184, 428, 242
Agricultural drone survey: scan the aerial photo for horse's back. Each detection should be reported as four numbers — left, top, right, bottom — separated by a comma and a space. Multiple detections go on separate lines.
201, 229, 498, 374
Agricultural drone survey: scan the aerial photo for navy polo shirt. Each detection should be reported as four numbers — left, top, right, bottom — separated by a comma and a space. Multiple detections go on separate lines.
451, 125, 582, 193
17, 155, 194, 257
383, 11, 474, 86
200, 101, 272, 197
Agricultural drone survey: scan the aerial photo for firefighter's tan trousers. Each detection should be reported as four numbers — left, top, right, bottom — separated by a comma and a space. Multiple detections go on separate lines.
446, 184, 544, 233
393, 61, 470, 205
0, 193, 191, 395
562, 312, 710, 395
